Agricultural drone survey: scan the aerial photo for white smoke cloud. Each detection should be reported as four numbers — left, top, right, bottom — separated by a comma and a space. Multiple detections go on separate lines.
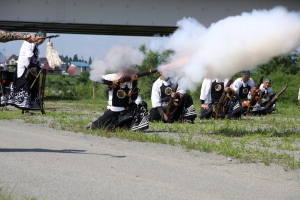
89, 45, 145, 82
150, 6, 300, 91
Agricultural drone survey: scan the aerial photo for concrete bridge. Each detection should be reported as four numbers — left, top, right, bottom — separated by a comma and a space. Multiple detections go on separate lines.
0, 0, 299, 36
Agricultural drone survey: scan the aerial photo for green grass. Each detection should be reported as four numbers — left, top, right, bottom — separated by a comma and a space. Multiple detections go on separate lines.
1, 100, 300, 170
0, 110, 25, 120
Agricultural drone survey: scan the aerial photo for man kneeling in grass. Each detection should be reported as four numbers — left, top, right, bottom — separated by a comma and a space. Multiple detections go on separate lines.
87, 68, 149, 131
149, 70, 197, 124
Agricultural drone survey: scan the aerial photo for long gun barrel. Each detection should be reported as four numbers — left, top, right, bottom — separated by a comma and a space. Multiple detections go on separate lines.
39, 35, 60, 40
214, 78, 233, 119
165, 84, 179, 123
117, 68, 158, 83
218, 78, 233, 106
248, 76, 264, 108
264, 85, 288, 110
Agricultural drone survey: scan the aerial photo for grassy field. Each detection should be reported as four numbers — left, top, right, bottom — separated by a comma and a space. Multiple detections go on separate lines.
1, 98, 300, 171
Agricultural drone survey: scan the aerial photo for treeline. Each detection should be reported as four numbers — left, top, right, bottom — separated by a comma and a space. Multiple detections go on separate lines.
47, 46, 300, 105
59, 54, 93, 64
256, 51, 300, 75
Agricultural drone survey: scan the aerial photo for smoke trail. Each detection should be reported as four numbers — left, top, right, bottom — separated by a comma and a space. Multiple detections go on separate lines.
89, 45, 145, 82
150, 6, 300, 91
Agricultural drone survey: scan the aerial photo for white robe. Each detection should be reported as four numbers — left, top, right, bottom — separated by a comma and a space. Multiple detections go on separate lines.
102, 73, 142, 112
200, 78, 230, 104
151, 76, 185, 108
17, 41, 40, 78
230, 77, 255, 99
259, 84, 273, 101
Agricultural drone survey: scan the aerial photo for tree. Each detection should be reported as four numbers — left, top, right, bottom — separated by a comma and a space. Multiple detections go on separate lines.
73, 54, 79, 62
136, 45, 173, 99
88, 57, 92, 65
59, 55, 70, 63
256, 51, 300, 75
64, 55, 69, 63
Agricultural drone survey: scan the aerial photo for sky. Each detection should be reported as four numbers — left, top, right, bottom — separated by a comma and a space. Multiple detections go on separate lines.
0, 33, 153, 61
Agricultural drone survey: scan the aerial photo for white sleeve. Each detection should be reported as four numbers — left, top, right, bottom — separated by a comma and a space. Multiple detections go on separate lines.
230, 78, 241, 95
249, 78, 255, 89
151, 79, 162, 108
17, 42, 35, 77
200, 78, 211, 102
259, 84, 266, 93
135, 94, 142, 105
20, 41, 34, 58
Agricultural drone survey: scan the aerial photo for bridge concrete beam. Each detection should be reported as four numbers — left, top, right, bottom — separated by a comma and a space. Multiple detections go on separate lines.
0, 0, 299, 36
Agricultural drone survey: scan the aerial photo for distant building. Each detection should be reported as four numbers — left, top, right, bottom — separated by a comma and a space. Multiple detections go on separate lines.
6, 54, 18, 66
67, 61, 90, 76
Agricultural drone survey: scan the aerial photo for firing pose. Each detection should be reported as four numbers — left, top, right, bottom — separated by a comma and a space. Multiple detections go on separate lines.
230, 70, 255, 113
88, 68, 149, 131
8, 30, 47, 113
250, 78, 277, 114
199, 77, 243, 119
150, 71, 197, 123
199, 78, 230, 119
1, 30, 40, 107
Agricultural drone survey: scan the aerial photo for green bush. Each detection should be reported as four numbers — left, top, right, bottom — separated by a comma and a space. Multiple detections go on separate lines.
45, 73, 107, 100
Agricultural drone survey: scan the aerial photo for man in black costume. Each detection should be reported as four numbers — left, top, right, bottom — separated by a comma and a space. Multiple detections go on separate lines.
88, 68, 149, 131
149, 71, 197, 123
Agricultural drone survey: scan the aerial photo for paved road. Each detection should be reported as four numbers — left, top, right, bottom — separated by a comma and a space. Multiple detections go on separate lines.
0, 120, 299, 200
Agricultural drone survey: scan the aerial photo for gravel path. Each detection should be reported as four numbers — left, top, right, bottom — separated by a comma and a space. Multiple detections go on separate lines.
0, 120, 299, 200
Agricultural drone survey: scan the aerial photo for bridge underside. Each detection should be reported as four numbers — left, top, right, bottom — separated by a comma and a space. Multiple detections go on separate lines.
0, 21, 176, 36
0, 0, 299, 37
